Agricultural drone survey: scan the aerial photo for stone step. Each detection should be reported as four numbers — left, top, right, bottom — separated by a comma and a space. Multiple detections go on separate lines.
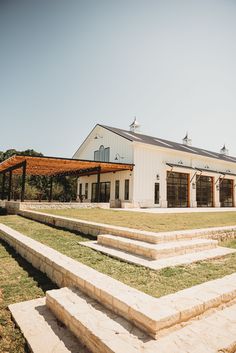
46, 272, 236, 341
20, 209, 236, 244
8, 297, 90, 353
2, 224, 236, 340
46, 287, 236, 353
46, 287, 141, 353
98, 234, 218, 260
82, 241, 236, 270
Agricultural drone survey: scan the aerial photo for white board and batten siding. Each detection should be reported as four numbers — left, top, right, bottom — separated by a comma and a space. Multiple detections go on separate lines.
73, 124, 236, 208
73, 125, 134, 205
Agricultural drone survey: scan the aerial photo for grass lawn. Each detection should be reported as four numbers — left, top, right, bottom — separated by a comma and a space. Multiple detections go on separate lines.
39, 208, 236, 232
0, 215, 236, 300
0, 238, 55, 353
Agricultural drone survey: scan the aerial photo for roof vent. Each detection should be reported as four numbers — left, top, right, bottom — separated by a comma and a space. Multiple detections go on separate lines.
220, 144, 229, 156
182, 132, 192, 146
129, 117, 141, 133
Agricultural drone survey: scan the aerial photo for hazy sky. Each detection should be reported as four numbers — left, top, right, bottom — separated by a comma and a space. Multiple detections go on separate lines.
1, 0, 236, 157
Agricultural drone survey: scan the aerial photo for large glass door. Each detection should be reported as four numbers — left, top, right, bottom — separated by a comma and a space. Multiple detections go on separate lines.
167, 171, 189, 208
220, 179, 233, 207
100, 182, 110, 202
91, 182, 110, 202
196, 176, 213, 207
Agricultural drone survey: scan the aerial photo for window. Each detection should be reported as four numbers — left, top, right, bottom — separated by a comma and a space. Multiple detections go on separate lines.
94, 145, 110, 162
99, 145, 105, 161
220, 179, 233, 207
85, 183, 88, 199
104, 147, 110, 162
91, 182, 110, 202
124, 179, 129, 200
91, 183, 97, 202
79, 183, 82, 196
196, 176, 213, 207
154, 183, 160, 204
115, 180, 120, 199
94, 150, 99, 161
167, 171, 189, 208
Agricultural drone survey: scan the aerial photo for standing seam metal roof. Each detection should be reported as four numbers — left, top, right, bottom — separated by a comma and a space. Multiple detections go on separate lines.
99, 124, 236, 165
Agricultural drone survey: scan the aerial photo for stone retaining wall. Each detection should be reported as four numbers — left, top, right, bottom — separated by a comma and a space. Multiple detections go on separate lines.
1, 223, 236, 340
1, 201, 109, 215
19, 209, 236, 242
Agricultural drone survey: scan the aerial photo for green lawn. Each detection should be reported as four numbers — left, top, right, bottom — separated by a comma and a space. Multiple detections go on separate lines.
0, 215, 236, 301
39, 208, 236, 232
0, 237, 55, 353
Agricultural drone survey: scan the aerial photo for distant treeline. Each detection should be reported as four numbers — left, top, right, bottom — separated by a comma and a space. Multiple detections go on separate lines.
0, 149, 77, 201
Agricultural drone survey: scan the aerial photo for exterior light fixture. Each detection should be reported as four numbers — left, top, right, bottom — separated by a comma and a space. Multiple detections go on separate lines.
192, 182, 196, 189
115, 153, 125, 161
156, 174, 160, 180
205, 165, 209, 169
94, 134, 103, 140
216, 184, 220, 191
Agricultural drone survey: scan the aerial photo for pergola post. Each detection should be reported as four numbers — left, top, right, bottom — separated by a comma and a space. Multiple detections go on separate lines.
1, 173, 6, 200
49, 176, 53, 202
96, 169, 101, 202
8, 170, 12, 201
21, 161, 27, 202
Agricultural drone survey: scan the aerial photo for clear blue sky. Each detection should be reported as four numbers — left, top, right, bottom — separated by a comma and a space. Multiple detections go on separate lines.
1, 0, 236, 157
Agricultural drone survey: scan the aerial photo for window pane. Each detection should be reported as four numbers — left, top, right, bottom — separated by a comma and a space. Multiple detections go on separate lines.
99, 145, 105, 161
104, 147, 110, 162
115, 180, 120, 199
154, 183, 159, 204
85, 183, 88, 199
94, 151, 99, 161
196, 176, 213, 207
124, 179, 129, 200
220, 179, 233, 207
167, 172, 189, 208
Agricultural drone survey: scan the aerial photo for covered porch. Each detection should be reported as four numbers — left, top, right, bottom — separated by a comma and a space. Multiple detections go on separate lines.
0, 154, 133, 203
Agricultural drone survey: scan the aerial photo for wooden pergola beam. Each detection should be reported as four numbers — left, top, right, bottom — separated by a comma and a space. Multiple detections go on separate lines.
0, 155, 134, 177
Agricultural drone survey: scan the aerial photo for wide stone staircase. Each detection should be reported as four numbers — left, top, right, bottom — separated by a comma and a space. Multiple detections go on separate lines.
83, 227, 235, 270
1, 223, 235, 353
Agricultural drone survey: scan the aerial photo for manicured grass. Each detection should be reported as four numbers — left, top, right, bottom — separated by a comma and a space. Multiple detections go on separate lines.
39, 208, 236, 232
0, 237, 55, 353
1, 215, 236, 301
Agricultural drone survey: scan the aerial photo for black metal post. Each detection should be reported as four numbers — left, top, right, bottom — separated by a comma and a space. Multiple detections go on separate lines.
8, 170, 12, 201
49, 176, 53, 202
96, 170, 101, 202
21, 161, 26, 202
1, 173, 6, 200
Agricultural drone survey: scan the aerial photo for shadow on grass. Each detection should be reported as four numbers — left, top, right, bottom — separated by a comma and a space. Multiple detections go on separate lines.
19, 215, 97, 241
0, 239, 57, 293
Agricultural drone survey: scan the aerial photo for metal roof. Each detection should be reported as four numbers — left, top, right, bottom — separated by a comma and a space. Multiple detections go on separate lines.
100, 124, 236, 165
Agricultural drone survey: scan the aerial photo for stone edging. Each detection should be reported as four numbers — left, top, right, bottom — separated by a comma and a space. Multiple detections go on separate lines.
19, 209, 236, 242
1, 223, 236, 339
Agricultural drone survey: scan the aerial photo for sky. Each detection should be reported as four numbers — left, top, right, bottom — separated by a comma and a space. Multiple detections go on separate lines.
0, 0, 236, 157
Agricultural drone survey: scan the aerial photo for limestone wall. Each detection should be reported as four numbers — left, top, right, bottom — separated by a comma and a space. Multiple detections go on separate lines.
1, 201, 110, 215
19, 209, 236, 242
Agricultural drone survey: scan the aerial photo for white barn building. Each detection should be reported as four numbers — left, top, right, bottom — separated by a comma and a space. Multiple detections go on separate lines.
73, 121, 236, 208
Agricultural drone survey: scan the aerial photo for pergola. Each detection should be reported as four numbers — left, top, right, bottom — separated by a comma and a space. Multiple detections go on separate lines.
0, 155, 134, 202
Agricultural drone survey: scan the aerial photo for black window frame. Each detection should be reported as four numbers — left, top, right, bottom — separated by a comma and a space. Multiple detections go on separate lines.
115, 180, 120, 199
154, 183, 160, 204
124, 179, 129, 201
